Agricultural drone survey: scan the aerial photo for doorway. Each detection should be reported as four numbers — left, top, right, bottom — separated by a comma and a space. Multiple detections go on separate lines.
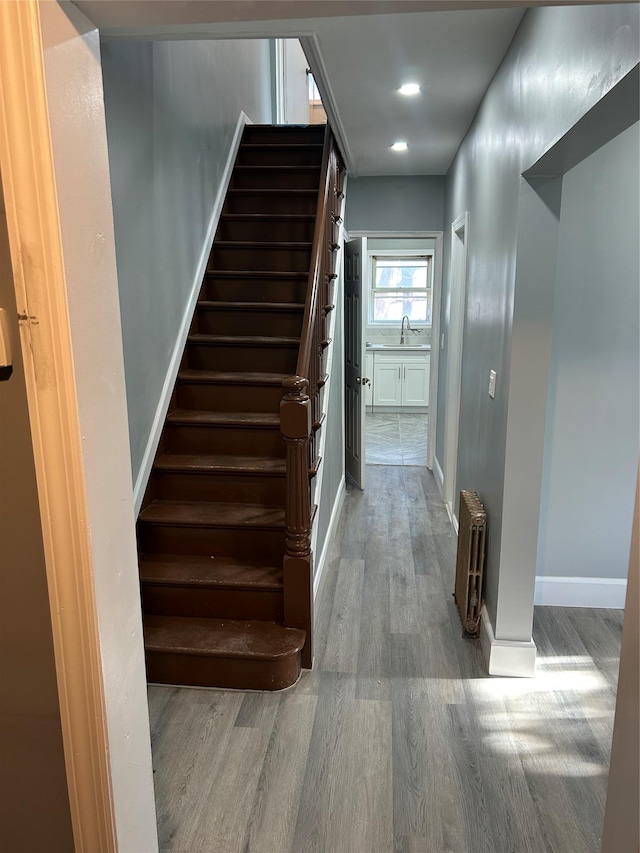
442, 213, 468, 525
345, 232, 443, 485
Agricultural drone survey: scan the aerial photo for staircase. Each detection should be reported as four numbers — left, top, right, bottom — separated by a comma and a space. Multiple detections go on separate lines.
137, 124, 344, 691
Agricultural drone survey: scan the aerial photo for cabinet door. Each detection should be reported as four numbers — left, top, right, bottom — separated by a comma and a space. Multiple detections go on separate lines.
365, 354, 374, 406
373, 361, 402, 406
402, 360, 430, 406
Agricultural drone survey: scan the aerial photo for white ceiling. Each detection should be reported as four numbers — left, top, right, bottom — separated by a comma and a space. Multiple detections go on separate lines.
73, 1, 530, 175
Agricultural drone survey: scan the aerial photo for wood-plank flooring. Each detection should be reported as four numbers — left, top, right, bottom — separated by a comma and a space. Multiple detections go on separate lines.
148, 466, 623, 853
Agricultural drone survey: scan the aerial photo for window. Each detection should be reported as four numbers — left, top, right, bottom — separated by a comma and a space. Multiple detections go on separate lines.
370, 254, 432, 324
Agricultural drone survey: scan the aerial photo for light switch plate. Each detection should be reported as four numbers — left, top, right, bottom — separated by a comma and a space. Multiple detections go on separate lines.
489, 370, 496, 399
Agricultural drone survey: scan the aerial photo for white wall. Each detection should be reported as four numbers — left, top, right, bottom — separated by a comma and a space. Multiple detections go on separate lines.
537, 122, 639, 584
346, 175, 444, 233
439, 4, 639, 642
101, 38, 273, 484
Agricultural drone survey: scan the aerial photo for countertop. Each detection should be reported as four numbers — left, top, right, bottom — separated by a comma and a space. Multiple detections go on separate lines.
366, 344, 431, 352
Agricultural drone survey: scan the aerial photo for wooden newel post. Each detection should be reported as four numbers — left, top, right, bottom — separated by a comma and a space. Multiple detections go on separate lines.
281, 375, 314, 668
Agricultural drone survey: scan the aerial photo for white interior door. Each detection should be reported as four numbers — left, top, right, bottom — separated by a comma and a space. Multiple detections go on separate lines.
443, 213, 469, 521
344, 237, 367, 488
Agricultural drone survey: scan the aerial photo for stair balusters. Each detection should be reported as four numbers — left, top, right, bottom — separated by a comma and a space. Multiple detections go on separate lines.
280, 128, 345, 667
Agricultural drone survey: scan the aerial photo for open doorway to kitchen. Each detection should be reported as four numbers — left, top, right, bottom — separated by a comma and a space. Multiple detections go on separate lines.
359, 235, 441, 469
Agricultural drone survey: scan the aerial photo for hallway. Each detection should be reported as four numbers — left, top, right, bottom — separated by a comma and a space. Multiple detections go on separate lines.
148, 466, 622, 852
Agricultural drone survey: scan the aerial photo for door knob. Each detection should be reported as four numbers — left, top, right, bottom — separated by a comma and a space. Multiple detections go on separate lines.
356, 377, 371, 386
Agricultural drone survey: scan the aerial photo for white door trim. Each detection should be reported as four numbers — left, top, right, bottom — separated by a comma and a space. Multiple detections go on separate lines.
443, 213, 469, 520
0, 3, 117, 849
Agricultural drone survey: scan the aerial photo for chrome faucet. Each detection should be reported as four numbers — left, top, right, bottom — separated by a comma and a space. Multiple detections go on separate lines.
400, 315, 411, 345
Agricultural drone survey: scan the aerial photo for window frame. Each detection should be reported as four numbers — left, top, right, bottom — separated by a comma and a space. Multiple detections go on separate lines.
367, 249, 434, 326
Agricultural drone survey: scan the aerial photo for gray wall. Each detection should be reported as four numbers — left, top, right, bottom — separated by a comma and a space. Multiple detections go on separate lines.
101, 39, 273, 481
438, 5, 639, 637
537, 122, 639, 581
345, 175, 444, 233
0, 198, 74, 851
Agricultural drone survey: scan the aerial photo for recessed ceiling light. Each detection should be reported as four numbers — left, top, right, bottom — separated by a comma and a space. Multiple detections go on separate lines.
391, 141, 408, 152
398, 83, 421, 96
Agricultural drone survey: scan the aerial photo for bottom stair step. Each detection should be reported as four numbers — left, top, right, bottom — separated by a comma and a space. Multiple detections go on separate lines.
144, 615, 305, 691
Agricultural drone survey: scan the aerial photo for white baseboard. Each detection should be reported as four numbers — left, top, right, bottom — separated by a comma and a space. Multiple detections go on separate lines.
313, 479, 346, 600
534, 575, 628, 609
480, 604, 537, 677
133, 111, 250, 514
433, 455, 445, 498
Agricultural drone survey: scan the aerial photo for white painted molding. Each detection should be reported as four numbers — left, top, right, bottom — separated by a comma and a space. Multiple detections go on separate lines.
300, 34, 355, 175
480, 604, 537, 678
535, 575, 628, 609
133, 111, 249, 513
313, 479, 347, 600
433, 455, 445, 499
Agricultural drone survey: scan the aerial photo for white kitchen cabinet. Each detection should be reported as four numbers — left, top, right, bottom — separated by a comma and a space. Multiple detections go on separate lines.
373, 360, 403, 406
370, 349, 430, 409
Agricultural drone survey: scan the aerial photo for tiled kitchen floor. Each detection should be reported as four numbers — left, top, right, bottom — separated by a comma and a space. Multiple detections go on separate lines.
365, 412, 428, 465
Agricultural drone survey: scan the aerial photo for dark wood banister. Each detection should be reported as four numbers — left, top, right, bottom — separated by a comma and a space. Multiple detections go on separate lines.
279, 125, 344, 669
295, 125, 333, 382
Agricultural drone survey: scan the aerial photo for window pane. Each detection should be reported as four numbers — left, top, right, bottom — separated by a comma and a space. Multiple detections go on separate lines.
374, 259, 428, 289
373, 293, 428, 323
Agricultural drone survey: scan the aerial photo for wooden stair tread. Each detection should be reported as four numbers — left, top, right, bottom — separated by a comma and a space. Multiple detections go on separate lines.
239, 144, 323, 150
139, 500, 285, 529
220, 213, 315, 220
178, 369, 288, 386
139, 554, 282, 589
233, 165, 320, 171
214, 241, 312, 248
167, 409, 280, 427
188, 333, 299, 347
197, 301, 305, 312
144, 615, 305, 660
205, 270, 307, 279
154, 453, 285, 474
226, 188, 318, 195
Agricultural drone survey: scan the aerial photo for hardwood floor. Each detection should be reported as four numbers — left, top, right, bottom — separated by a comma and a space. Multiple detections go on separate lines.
148, 466, 623, 853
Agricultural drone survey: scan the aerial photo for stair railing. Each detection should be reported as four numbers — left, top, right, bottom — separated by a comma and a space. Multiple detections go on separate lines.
280, 126, 344, 668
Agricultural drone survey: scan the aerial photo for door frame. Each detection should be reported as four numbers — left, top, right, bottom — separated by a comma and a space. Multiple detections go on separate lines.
0, 3, 117, 849
346, 230, 444, 473
443, 213, 469, 525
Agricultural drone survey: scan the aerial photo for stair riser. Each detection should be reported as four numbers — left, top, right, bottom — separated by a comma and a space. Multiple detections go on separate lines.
187, 343, 297, 374
197, 307, 303, 338
242, 127, 325, 145
142, 583, 284, 622
209, 245, 311, 273
223, 193, 318, 216
145, 648, 301, 691
230, 169, 320, 191
165, 424, 285, 458
151, 471, 286, 505
138, 523, 285, 561
216, 218, 315, 243
177, 381, 285, 413
205, 277, 307, 304
237, 147, 323, 167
